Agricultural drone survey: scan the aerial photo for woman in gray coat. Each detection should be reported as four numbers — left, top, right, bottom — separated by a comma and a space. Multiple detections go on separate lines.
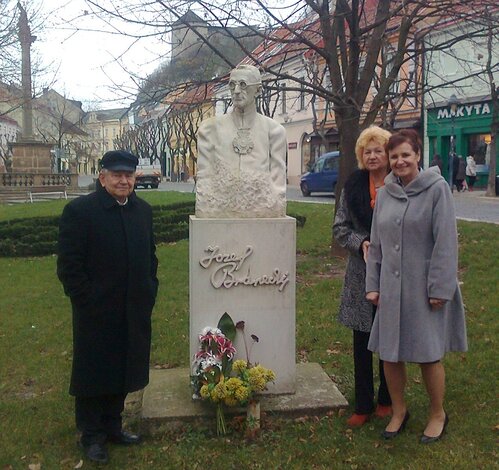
366, 130, 467, 443
333, 126, 392, 427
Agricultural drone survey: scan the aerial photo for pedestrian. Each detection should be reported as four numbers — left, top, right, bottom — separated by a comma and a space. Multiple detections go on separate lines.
366, 129, 467, 443
429, 154, 443, 172
466, 155, 477, 191
333, 126, 392, 427
451, 153, 460, 191
57, 150, 159, 464
455, 155, 467, 191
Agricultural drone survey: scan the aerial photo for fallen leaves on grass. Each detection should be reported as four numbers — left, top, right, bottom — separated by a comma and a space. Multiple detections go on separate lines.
326, 348, 341, 355
297, 348, 309, 363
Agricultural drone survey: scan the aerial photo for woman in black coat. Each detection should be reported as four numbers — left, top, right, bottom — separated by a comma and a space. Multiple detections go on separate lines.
333, 126, 392, 427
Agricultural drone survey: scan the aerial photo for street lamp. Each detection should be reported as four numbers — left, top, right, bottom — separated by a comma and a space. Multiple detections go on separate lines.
447, 93, 460, 190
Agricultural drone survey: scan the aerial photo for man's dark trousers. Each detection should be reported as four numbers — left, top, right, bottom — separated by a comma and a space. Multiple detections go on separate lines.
75, 394, 126, 446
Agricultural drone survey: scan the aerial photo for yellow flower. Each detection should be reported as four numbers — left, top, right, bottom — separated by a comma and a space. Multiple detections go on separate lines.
200, 384, 210, 399
233, 360, 248, 373
226, 377, 244, 391
210, 381, 228, 402
248, 365, 275, 392
224, 396, 238, 407
234, 384, 250, 403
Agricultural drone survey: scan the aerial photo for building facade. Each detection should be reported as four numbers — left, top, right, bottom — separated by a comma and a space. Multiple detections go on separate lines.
82, 108, 129, 173
423, 14, 498, 186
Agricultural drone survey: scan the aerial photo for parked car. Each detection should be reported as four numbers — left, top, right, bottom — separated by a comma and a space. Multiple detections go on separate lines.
134, 163, 161, 189
300, 151, 340, 196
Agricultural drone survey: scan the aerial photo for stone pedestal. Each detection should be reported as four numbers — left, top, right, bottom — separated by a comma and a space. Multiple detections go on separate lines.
139, 363, 348, 435
10, 140, 53, 174
189, 216, 296, 394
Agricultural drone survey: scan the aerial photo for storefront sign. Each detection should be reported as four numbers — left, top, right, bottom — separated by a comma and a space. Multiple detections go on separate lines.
437, 103, 491, 120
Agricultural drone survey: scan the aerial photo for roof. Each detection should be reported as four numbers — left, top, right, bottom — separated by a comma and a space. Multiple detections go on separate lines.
0, 115, 20, 127
60, 117, 88, 136
173, 10, 206, 27
84, 107, 129, 122
239, 17, 322, 70
163, 82, 215, 111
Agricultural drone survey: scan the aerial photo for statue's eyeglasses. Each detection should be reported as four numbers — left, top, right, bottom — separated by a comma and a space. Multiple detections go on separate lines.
228, 80, 260, 91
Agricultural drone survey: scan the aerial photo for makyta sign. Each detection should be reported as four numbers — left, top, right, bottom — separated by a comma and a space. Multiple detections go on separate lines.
437, 102, 491, 120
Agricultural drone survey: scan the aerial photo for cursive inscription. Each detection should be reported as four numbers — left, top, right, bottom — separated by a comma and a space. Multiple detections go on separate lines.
199, 245, 289, 292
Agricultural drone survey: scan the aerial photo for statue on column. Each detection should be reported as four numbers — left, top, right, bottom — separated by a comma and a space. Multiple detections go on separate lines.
18, 1, 36, 139
195, 65, 287, 218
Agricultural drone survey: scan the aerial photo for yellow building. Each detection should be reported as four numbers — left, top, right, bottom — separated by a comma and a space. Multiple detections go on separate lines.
82, 108, 129, 173
163, 84, 215, 180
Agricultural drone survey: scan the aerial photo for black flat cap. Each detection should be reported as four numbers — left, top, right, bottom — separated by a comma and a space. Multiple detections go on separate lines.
101, 150, 138, 171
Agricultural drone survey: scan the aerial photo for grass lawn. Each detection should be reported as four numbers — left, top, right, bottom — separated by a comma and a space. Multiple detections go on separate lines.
0, 193, 497, 469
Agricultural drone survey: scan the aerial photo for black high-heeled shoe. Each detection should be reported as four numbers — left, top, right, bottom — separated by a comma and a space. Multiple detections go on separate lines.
381, 411, 410, 440
420, 413, 449, 444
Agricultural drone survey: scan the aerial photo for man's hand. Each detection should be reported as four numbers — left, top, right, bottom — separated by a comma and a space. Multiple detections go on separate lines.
366, 291, 379, 306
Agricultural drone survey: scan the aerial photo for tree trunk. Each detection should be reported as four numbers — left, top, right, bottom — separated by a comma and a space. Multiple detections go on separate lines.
335, 109, 361, 209
485, 128, 497, 197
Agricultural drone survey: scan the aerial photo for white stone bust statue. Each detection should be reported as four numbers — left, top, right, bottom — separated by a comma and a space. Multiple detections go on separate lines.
195, 65, 287, 218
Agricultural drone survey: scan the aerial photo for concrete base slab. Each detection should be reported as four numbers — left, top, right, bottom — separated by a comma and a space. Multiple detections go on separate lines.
140, 362, 348, 436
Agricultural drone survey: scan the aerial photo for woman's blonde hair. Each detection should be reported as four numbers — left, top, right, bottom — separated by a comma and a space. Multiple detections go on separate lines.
355, 126, 392, 169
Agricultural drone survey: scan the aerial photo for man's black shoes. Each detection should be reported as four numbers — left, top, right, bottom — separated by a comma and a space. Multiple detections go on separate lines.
81, 442, 109, 464
107, 430, 141, 445
79, 431, 140, 463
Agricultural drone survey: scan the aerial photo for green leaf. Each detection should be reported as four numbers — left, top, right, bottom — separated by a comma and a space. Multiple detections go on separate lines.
217, 312, 236, 342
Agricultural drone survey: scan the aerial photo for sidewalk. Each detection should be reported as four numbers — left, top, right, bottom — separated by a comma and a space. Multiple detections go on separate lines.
452, 189, 499, 224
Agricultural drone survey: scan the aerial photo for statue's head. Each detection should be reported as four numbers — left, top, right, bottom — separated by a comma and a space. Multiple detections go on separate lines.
229, 65, 262, 111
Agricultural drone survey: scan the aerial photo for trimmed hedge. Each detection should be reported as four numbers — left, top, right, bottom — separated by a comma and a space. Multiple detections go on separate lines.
0, 199, 306, 257
0, 202, 196, 258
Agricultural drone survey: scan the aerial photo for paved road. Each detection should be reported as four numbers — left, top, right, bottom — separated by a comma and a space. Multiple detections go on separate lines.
451, 190, 499, 224
78, 176, 499, 224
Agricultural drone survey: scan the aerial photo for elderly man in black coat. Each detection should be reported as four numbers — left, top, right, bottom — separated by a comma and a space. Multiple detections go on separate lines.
57, 150, 159, 464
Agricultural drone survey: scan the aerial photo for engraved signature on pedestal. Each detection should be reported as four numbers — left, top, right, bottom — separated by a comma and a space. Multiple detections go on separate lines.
199, 245, 289, 292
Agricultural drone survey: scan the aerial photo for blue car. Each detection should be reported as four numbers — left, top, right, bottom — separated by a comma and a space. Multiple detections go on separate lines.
300, 151, 340, 196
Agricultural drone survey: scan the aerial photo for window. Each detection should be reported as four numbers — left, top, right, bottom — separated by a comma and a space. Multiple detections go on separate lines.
382, 45, 400, 94
406, 58, 417, 106
324, 157, 339, 171
280, 83, 287, 114
468, 134, 491, 165
299, 83, 306, 110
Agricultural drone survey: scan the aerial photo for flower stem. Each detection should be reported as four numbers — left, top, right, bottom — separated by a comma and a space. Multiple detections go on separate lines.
216, 403, 227, 436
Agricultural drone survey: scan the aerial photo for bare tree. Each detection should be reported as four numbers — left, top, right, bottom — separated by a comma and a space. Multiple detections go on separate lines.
32, 90, 86, 170
81, 2, 462, 189
483, 7, 498, 196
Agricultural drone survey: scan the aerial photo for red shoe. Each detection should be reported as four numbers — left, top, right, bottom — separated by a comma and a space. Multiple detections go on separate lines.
375, 404, 392, 418
346, 413, 370, 427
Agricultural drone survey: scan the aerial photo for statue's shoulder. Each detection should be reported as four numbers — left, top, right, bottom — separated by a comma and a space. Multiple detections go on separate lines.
259, 114, 286, 137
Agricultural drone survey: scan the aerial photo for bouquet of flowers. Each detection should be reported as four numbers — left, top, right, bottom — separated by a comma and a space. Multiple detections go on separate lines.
191, 313, 275, 436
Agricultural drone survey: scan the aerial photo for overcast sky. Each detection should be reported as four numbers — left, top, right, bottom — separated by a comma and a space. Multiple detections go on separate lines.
34, 0, 166, 109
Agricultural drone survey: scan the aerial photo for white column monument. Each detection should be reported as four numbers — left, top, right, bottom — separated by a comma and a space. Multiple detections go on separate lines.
190, 65, 296, 394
